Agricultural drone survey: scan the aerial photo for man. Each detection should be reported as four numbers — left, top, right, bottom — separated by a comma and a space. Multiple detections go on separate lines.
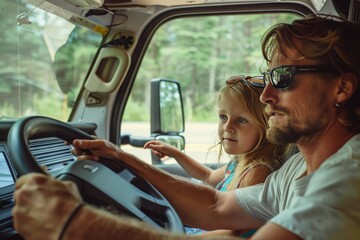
12, 15, 360, 240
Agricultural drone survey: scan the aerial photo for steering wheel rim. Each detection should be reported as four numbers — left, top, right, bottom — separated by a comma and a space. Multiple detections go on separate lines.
7, 116, 184, 233
8, 115, 95, 175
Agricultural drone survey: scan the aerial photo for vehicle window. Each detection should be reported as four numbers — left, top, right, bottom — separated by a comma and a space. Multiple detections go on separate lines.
122, 13, 300, 164
0, 0, 103, 121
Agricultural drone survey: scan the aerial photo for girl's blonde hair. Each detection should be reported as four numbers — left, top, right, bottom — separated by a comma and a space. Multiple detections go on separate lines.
214, 75, 290, 190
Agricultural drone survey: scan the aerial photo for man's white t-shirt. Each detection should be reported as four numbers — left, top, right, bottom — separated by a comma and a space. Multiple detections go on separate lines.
236, 134, 360, 240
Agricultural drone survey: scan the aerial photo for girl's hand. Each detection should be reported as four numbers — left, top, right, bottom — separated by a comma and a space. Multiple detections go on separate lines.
144, 140, 178, 160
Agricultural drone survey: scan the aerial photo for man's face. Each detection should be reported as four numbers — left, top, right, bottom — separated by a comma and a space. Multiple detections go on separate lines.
260, 47, 335, 145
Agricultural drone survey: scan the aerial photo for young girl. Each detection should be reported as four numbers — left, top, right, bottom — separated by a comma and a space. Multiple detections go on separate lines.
144, 75, 290, 236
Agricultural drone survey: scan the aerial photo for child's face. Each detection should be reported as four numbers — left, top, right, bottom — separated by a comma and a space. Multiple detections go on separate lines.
217, 93, 260, 155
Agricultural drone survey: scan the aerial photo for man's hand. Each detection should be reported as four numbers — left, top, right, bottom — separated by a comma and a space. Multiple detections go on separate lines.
12, 173, 83, 240
72, 139, 120, 161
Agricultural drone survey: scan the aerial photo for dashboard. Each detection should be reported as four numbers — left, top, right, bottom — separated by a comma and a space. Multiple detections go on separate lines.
0, 151, 14, 189
0, 121, 97, 239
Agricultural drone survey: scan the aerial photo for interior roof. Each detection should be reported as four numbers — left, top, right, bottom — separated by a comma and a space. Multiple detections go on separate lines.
103, 0, 314, 9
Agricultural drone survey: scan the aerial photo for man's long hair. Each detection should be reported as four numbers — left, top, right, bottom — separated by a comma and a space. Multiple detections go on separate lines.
261, 15, 360, 132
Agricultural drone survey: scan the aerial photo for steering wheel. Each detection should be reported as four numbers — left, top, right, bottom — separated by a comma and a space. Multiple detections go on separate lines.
7, 116, 184, 233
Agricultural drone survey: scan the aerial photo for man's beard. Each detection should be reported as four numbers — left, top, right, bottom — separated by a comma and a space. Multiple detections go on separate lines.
267, 122, 303, 144
266, 111, 327, 145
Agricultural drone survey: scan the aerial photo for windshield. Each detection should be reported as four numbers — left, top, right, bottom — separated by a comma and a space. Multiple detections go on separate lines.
0, 0, 103, 121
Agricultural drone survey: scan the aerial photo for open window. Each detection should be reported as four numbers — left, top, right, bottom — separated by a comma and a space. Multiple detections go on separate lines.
121, 12, 301, 165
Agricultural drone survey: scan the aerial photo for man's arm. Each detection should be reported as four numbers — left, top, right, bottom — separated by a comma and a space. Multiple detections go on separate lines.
251, 222, 302, 240
67, 206, 301, 240
13, 173, 246, 240
114, 148, 262, 230
72, 139, 261, 230
65, 204, 248, 240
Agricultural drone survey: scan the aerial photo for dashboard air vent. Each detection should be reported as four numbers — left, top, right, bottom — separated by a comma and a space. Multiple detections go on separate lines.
29, 137, 76, 173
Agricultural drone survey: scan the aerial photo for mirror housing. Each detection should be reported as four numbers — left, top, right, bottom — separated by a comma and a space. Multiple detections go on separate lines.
120, 78, 185, 164
150, 79, 185, 134
150, 79, 185, 164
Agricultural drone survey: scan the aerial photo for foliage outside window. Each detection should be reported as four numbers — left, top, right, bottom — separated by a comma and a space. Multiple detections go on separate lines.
0, 0, 102, 121
124, 13, 300, 123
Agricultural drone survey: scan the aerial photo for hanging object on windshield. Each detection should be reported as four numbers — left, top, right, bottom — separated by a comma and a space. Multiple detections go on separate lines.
102, 32, 135, 50
85, 9, 109, 17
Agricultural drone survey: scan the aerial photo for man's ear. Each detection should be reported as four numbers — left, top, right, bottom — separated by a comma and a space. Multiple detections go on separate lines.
335, 72, 358, 104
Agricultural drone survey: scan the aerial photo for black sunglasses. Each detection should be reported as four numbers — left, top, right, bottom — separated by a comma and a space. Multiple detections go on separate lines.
262, 65, 339, 90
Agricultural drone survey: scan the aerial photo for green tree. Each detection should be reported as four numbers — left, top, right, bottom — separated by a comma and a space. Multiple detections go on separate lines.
132, 13, 300, 122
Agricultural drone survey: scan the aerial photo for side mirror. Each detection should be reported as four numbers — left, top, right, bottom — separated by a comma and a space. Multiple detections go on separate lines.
150, 79, 185, 164
121, 78, 185, 164
151, 79, 185, 134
